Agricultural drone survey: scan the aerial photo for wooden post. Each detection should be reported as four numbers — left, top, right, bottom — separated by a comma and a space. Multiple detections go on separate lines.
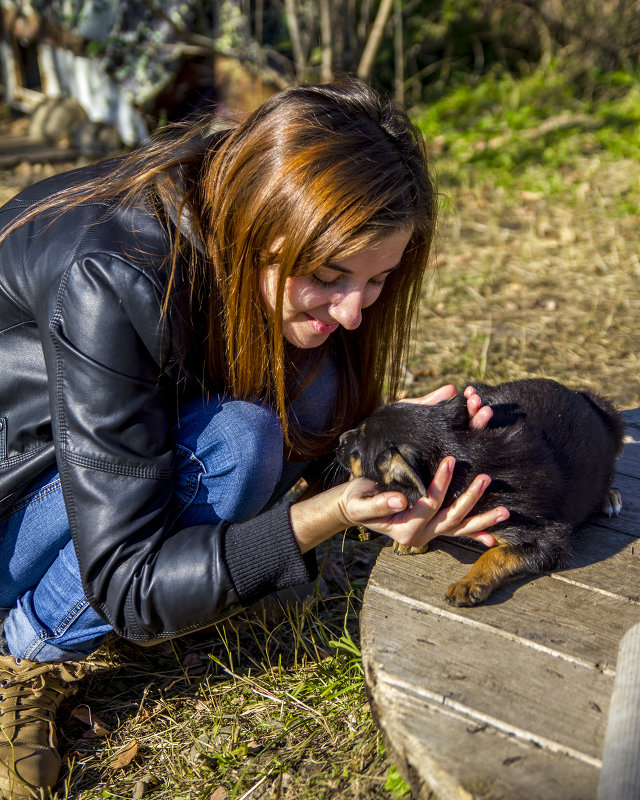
597, 622, 640, 800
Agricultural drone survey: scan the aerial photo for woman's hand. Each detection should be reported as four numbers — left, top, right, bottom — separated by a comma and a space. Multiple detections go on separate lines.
403, 383, 493, 430
290, 456, 507, 554
336, 457, 506, 551
290, 383, 502, 555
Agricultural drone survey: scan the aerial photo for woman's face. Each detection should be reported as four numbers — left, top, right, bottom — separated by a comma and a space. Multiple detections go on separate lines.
259, 228, 412, 349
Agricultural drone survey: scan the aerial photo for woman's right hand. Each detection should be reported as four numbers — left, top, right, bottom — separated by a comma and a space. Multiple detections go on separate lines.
337, 457, 507, 551
290, 456, 508, 554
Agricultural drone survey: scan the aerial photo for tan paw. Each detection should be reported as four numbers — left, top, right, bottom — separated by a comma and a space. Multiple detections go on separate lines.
392, 541, 429, 555
602, 489, 622, 517
445, 578, 491, 607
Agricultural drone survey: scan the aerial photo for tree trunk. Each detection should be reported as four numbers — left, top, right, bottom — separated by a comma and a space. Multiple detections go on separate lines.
357, 0, 395, 81
320, 0, 333, 82
283, 0, 306, 81
393, 0, 403, 104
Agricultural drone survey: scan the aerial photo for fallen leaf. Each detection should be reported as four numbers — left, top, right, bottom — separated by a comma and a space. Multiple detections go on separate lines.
70, 706, 111, 736
112, 739, 139, 770
209, 788, 228, 800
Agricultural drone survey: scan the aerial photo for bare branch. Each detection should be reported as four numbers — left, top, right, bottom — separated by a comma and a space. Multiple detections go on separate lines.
393, 0, 403, 104
320, 0, 333, 82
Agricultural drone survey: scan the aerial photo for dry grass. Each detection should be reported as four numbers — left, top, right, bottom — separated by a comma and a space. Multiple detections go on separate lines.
56, 538, 391, 800
408, 156, 640, 411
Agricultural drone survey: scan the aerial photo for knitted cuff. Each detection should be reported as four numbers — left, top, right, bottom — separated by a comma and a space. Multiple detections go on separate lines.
224, 499, 318, 607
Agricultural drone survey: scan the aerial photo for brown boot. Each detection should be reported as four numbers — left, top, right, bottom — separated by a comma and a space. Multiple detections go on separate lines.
0, 655, 85, 799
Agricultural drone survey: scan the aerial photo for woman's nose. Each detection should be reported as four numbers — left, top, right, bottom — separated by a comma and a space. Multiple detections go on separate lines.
328, 290, 363, 330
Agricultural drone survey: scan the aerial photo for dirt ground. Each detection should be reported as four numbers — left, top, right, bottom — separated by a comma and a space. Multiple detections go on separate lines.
2, 105, 638, 414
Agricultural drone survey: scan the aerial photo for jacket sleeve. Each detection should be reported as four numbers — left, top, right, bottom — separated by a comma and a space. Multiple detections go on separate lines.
45, 254, 317, 642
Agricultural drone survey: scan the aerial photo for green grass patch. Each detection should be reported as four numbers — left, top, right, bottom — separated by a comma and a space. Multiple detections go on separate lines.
412, 66, 640, 212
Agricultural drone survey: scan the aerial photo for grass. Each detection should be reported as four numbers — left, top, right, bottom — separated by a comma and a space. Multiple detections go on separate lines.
1, 64, 639, 799
56, 537, 399, 800
407, 65, 640, 410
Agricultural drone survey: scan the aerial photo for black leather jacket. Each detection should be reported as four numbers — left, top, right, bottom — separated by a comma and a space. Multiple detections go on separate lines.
0, 165, 316, 643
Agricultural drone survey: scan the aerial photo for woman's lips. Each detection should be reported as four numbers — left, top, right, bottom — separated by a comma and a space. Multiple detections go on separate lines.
306, 315, 339, 334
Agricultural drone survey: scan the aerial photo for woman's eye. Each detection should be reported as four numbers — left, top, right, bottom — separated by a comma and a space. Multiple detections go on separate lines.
308, 273, 387, 289
309, 273, 338, 288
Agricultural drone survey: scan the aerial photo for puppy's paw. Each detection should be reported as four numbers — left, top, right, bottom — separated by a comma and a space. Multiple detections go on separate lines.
602, 489, 622, 518
392, 541, 429, 555
445, 578, 491, 606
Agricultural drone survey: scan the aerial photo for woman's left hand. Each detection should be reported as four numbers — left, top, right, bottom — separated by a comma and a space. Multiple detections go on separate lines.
402, 383, 493, 430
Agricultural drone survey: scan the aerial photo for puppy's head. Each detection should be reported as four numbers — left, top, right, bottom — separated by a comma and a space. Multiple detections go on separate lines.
336, 410, 428, 506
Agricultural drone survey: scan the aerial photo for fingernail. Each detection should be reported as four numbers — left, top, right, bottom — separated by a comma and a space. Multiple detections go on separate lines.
388, 496, 406, 509
495, 509, 510, 523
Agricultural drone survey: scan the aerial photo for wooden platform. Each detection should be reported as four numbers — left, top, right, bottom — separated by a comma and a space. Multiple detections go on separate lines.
360, 408, 640, 800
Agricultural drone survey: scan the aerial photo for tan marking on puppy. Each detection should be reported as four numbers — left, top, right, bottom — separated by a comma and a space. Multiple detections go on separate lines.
350, 455, 363, 477
445, 544, 529, 606
393, 540, 429, 555
376, 451, 428, 498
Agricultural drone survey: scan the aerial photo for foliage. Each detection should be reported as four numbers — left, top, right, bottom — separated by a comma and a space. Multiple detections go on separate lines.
402, 0, 640, 104
10, 0, 640, 111
384, 765, 411, 798
412, 65, 640, 210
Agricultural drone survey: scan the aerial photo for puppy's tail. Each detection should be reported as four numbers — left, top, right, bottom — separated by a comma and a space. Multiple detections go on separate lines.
581, 390, 625, 457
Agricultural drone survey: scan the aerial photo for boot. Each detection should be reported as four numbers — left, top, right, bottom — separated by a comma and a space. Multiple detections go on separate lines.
0, 655, 85, 799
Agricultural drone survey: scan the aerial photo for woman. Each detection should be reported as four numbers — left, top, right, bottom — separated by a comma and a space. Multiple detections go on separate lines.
0, 78, 506, 797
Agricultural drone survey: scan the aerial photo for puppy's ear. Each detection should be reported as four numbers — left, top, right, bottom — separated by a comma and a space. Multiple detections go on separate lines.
375, 448, 428, 498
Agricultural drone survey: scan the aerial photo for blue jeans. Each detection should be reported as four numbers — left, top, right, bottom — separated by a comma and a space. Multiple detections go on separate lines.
0, 359, 337, 663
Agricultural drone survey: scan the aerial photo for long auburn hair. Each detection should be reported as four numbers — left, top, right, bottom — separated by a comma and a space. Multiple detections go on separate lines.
0, 78, 436, 458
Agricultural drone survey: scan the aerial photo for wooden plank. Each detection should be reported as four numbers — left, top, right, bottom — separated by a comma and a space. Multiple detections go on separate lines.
622, 408, 640, 429
361, 586, 612, 760
370, 682, 599, 800
615, 446, 640, 477
555, 523, 640, 601
367, 539, 640, 670
617, 410, 640, 474
0, 141, 81, 168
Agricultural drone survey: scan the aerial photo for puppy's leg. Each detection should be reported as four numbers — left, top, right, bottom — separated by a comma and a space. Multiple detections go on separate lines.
445, 534, 568, 607
393, 540, 429, 555
445, 544, 529, 606
601, 489, 622, 517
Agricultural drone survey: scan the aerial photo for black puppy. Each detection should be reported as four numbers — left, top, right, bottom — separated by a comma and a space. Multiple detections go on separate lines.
336, 379, 624, 606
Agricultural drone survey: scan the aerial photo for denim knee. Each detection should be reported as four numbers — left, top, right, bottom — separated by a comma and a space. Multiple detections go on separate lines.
176, 398, 285, 525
